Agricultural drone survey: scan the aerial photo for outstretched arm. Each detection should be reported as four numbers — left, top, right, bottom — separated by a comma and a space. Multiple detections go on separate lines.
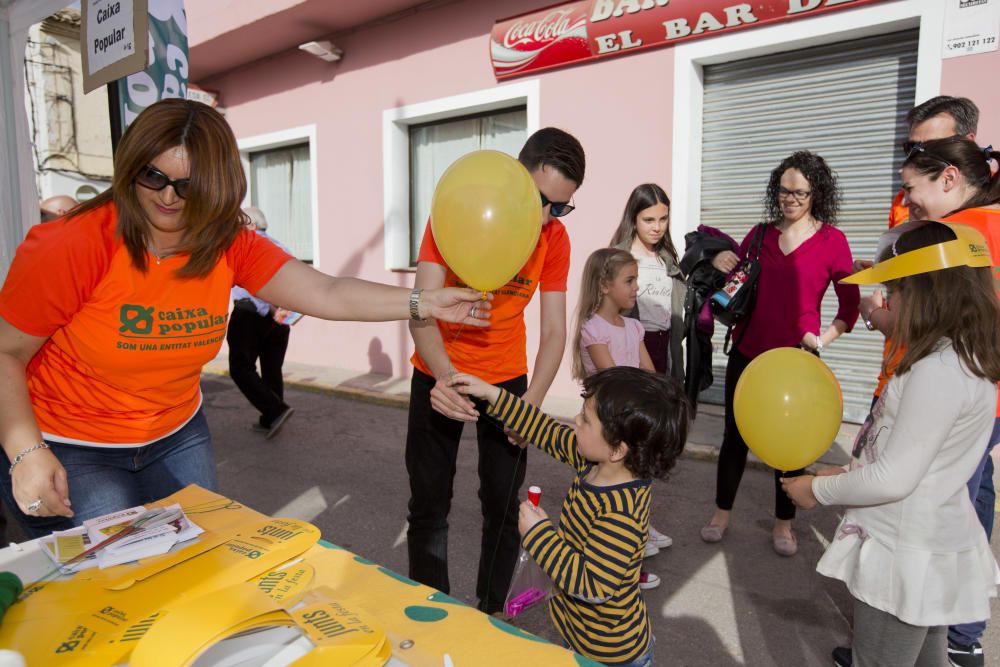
255, 260, 491, 327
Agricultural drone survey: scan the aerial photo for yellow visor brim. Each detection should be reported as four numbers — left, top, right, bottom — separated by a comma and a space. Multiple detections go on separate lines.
841, 222, 992, 285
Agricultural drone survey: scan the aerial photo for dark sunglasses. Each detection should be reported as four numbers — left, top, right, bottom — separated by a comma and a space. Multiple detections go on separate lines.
901, 134, 962, 156
540, 191, 575, 217
135, 165, 191, 199
904, 142, 954, 169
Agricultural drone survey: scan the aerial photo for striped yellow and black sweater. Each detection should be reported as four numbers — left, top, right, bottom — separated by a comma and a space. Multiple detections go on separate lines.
488, 390, 651, 665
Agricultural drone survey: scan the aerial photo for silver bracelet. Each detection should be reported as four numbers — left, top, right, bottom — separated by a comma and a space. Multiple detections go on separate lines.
9, 442, 50, 475
409, 288, 425, 321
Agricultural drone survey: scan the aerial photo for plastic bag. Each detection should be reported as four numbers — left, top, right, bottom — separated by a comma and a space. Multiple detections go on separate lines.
503, 486, 553, 619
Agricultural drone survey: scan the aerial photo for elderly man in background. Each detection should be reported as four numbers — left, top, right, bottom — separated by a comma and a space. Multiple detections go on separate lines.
227, 207, 299, 439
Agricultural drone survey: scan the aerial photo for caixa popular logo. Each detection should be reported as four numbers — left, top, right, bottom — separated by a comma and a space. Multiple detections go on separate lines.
119, 304, 227, 336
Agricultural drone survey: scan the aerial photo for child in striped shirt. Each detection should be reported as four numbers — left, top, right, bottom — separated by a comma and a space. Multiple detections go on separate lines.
451, 366, 689, 666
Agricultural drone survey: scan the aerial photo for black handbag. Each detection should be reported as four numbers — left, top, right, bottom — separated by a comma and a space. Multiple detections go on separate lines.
710, 224, 765, 354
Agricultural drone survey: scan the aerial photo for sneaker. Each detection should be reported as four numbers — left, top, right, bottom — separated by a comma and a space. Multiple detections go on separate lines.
638, 571, 660, 590
948, 640, 984, 667
832, 646, 851, 667
644, 541, 659, 558
250, 421, 268, 433
266, 406, 295, 440
648, 526, 673, 549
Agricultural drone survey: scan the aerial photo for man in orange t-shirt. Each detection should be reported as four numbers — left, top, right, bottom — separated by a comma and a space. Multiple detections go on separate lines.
406, 128, 585, 614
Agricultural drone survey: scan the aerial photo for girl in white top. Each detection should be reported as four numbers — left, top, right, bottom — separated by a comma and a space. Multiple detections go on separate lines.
782, 221, 1000, 666
572, 247, 667, 590
609, 184, 685, 380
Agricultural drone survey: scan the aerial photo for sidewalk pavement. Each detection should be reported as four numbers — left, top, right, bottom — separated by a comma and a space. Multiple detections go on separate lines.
199, 368, 1000, 666
203, 358, 861, 468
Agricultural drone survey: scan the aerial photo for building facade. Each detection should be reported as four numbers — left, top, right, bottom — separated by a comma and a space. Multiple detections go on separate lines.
187, 0, 1000, 421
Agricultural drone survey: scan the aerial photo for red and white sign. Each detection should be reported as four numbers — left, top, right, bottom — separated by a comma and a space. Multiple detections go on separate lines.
492, 0, 889, 79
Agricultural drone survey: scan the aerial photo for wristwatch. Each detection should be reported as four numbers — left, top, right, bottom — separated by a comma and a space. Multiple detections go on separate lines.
409, 288, 424, 321
863, 306, 883, 331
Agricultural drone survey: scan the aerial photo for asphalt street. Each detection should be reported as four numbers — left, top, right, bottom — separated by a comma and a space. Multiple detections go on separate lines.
196, 376, 1000, 666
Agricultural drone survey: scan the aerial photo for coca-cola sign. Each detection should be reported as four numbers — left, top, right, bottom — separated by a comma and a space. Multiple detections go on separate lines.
492, 0, 889, 80
492, 2, 591, 78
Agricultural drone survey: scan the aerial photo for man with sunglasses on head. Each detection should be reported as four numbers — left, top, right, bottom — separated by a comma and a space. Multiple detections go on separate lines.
836, 96, 990, 667
406, 127, 586, 615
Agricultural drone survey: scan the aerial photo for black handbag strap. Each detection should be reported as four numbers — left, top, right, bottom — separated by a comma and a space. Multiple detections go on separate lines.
723, 224, 766, 355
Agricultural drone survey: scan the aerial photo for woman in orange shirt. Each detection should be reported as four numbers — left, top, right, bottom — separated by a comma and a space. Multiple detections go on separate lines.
0, 99, 488, 538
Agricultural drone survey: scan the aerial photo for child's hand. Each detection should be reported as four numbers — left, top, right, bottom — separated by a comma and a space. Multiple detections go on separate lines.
450, 373, 501, 405
780, 475, 818, 509
518, 500, 548, 536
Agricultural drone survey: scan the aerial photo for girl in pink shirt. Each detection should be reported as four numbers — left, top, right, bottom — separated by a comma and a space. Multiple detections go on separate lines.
572, 247, 669, 590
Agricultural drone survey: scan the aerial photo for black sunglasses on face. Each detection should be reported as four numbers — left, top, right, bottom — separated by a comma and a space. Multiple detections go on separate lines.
135, 165, 191, 199
540, 191, 575, 217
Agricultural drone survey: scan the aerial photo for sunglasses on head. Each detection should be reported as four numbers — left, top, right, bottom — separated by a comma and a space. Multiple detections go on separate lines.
540, 191, 575, 217
903, 142, 955, 169
135, 165, 191, 199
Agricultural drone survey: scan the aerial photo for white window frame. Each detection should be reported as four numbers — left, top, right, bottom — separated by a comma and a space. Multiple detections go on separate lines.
238, 125, 320, 267
670, 0, 945, 249
382, 80, 541, 271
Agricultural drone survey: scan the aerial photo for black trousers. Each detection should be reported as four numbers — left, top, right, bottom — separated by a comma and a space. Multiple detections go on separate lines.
715, 349, 803, 521
226, 302, 290, 426
405, 369, 528, 613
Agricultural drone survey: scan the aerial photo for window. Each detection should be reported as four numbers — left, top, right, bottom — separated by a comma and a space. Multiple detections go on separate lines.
382, 80, 540, 271
408, 107, 527, 265
249, 143, 314, 262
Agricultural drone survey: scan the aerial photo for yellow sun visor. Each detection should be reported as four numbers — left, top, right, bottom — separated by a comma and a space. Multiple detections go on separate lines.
841, 221, 992, 285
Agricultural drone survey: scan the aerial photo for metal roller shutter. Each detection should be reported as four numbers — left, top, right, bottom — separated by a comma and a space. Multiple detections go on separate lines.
698, 29, 918, 423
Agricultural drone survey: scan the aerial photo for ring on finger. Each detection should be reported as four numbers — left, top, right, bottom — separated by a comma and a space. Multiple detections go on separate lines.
26, 498, 43, 513
471, 306, 477, 318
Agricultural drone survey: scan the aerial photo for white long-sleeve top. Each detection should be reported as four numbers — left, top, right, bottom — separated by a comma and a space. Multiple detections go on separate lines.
812, 342, 999, 626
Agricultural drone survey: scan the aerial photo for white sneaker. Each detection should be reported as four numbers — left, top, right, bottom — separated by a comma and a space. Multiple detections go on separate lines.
638, 571, 661, 590
649, 526, 673, 549
644, 541, 659, 558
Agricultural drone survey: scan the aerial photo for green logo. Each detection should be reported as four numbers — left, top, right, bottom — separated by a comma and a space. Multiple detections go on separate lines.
119, 304, 154, 334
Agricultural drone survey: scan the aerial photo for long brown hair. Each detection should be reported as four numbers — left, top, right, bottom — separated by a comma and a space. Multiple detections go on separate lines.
571, 248, 637, 381
883, 223, 1000, 381
69, 99, 248, 277
609, 183, 678, 265
902, 137, 1000, 212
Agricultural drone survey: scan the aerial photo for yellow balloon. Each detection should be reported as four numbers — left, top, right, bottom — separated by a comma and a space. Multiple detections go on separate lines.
431, 150, 542, 292
733, 347, 843, 471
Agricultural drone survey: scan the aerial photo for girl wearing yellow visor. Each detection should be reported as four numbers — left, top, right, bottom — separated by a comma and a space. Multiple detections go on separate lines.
783, 221, 1000, 666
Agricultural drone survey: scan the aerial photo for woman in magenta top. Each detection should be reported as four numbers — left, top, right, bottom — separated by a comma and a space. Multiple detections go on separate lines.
701, 151, 860, 556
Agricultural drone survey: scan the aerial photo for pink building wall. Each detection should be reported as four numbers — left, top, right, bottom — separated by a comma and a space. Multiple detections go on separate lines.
192, 0, 997, 404
941, 50, 1000, 142
200, 0, 676, 401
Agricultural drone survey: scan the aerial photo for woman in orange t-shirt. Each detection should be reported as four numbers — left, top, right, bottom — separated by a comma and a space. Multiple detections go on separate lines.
0, 99, 489, 538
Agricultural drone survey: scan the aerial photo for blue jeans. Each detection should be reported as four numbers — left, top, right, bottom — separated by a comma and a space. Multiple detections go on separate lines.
948, 417, 999, 647
0, 408, 217, 539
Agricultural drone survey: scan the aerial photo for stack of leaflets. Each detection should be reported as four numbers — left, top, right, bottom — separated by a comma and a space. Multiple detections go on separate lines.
38, 503, 203, 572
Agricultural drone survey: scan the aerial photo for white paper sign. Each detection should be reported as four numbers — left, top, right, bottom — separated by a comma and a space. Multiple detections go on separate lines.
943, 0, 1000, 59
86, 0, 137, 75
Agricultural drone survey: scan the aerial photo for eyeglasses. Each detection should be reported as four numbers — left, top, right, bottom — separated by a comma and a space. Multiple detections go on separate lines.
777, 187, 811, 202
540, 191, 575, 217
135, 165, 191, 199
904, 142, 954, 169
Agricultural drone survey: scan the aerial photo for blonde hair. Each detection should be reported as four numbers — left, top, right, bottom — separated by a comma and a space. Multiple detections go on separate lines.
572, 248, 638, 381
